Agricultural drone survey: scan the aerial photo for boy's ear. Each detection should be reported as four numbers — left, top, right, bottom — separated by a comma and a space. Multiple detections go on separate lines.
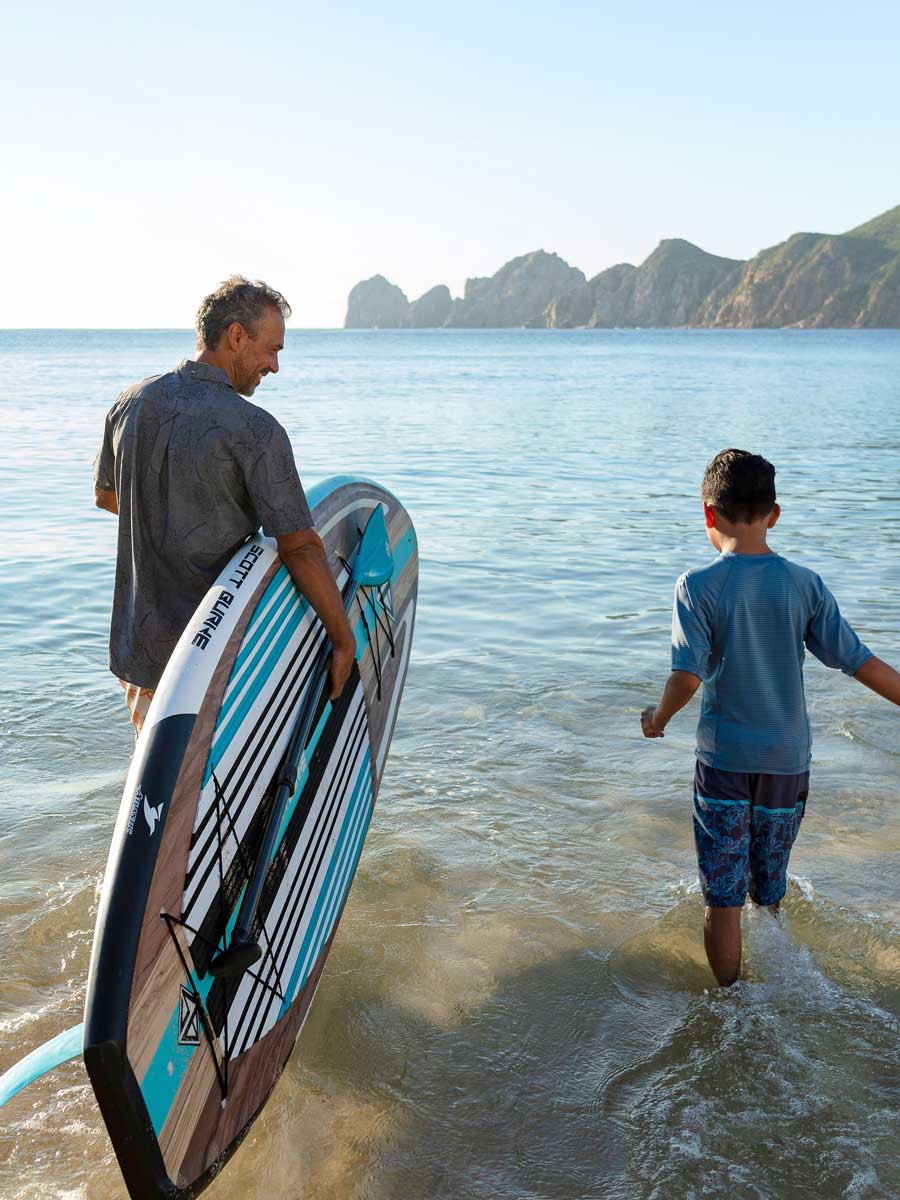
767, 502, 781, 529
703, 503, 717, 529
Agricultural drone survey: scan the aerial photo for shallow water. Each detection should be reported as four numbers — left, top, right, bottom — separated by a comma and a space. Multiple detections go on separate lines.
1, 328, 899, 1198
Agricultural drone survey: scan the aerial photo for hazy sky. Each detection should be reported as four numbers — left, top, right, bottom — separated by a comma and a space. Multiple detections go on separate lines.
3, 0, 898, 328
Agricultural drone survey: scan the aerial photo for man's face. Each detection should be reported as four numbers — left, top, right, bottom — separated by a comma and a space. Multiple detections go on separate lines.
234, 306, 285, 396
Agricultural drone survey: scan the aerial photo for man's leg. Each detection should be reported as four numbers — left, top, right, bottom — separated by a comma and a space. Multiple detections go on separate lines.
119, 679, 154, 738
704, 905, 742, 986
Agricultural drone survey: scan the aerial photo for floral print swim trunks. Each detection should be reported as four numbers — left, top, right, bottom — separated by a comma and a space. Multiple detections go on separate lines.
692, 761, 808, 908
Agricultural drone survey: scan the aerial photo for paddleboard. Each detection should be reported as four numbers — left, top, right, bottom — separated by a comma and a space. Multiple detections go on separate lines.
78, 474, 417, 1199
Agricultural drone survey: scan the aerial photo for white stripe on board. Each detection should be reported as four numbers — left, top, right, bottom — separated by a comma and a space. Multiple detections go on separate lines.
237, 771, 372, 1053
215, 566, 350, 752
224, 691, 368, 1052
224, 687, 370, 1054
183, 621, 327, 918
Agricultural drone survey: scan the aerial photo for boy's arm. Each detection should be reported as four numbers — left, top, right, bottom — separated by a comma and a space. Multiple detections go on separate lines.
853, 656, 900, 707
641, 670, 702, 738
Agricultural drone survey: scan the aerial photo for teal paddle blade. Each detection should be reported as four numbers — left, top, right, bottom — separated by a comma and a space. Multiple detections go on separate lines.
354, 505, 394, 589
0, 1022, 83, 1108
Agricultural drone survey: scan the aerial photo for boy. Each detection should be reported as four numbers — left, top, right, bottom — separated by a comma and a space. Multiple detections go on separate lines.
641, 449, 900, 986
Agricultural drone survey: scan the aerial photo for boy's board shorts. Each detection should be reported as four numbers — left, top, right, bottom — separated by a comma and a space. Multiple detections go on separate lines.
693, 762, 808, 908
119, 679, 154, 736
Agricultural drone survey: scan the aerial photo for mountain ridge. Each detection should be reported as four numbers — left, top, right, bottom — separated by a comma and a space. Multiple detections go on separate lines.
344, 204, 900, 329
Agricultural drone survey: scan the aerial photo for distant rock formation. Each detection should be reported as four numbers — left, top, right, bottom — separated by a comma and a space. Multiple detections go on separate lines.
343, 278, 454, 329
344, 275, 409, 329
407, 284, 452, 328
445, 250, 585, 327
545, 241, 742, 328
344, 204, 900, 329
700, 222, 900, 328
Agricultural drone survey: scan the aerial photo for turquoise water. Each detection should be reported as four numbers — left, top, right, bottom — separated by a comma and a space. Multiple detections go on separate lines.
1, 328, 899, 1198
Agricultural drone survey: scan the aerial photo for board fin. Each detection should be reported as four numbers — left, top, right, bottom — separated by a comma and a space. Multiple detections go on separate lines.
0, 1022, 83, 1108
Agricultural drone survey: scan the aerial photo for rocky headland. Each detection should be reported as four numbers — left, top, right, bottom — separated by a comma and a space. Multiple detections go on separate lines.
344, 204, 900, 329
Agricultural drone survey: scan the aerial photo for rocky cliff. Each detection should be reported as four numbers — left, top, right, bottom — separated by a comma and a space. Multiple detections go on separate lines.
544, 241, 742, 328
407, 284, 452, 328
445, 250, 585, 328
701, 208, 900, 327
344, 204, 900, 328
343, 278, 453, 329
344, 275, 409, 329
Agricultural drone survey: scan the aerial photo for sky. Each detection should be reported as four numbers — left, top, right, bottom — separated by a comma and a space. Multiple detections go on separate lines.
2, 0, 898, 328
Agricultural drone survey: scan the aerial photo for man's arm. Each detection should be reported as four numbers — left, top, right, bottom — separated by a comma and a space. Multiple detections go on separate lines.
94, 487, 118, 514
853, 656, 900, 707
276, 529, 356, 699
641, 670, 703, 738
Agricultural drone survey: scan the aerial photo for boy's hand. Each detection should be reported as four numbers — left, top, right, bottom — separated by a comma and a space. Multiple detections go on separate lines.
641, 707, 665, 738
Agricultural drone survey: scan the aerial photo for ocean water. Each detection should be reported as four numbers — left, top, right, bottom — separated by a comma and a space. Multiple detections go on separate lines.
1, 327, 899, 1199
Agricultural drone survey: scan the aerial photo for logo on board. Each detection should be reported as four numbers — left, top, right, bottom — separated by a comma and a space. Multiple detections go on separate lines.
192, 543, 266, 651
143, 789, 164, 836
126, 784, 165, 838
178, 987, 202, 1046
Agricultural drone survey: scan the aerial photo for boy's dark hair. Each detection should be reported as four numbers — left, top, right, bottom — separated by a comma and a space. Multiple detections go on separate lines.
701, 449, 776, 524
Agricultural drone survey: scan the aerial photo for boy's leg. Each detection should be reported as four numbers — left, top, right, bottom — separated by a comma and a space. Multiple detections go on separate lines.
692, 763, 752, 986
704, 906, 742, 986
747, 772, 809, 908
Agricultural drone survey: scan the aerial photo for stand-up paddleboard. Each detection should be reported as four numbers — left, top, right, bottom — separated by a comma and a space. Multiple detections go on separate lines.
1, 475, 416, 1200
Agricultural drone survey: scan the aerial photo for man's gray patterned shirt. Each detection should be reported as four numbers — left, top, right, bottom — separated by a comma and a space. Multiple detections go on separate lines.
93, 359, 313, 689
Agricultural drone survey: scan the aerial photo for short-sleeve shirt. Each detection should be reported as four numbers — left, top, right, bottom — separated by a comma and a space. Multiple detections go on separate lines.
93, 359, 313, 690
671, 552, 872, 775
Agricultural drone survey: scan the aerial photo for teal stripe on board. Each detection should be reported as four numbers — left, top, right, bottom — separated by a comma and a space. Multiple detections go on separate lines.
140, 959, 221, 1136
203, 605, 321, 787
215, 589, 306, 732
204, 523, 415, 788
289, 780, 373, 1006
218, 569, 297, 722
242, 566, 291, 641
279, 751, 372, 1013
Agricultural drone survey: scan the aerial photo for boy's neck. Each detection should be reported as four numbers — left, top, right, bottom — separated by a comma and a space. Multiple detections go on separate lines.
717, 531, 773, 556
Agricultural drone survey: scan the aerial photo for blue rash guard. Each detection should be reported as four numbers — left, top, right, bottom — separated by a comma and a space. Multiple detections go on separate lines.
671, 553, 872, 775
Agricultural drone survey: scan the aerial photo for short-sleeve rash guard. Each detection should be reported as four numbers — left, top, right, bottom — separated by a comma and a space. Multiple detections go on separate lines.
671, 553, 871, 774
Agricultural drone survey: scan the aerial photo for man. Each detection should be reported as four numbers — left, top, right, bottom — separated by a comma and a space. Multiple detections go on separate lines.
93, 275, 355, 734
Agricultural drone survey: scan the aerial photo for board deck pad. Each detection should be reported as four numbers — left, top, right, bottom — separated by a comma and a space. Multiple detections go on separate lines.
83, 477, 417, 1200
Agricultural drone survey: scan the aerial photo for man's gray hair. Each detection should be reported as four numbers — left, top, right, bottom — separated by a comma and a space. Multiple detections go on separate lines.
195, 275, 291, 350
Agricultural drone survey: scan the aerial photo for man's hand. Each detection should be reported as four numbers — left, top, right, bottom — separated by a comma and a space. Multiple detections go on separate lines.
641, 706, 665, 738
94, 487, 118, 514
328, 634, 357, 700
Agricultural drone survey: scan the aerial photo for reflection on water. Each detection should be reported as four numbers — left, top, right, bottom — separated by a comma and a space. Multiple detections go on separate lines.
1, 329, 899, 1198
